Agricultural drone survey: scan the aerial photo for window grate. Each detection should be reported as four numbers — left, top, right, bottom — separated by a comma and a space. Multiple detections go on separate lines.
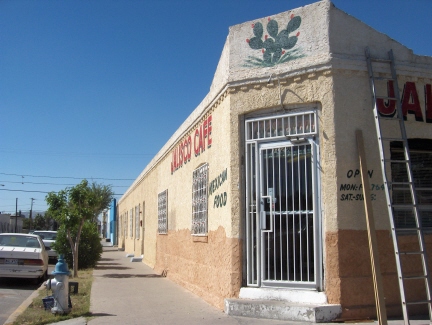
124, 212, 127, 238
129, 209, 133, 237
158, 190, 168, 234
135, 205, 140, 239
246, 111, 317, 141
118, 213, 121, 238
391, 144, 432, 229
192, 163, 209, 235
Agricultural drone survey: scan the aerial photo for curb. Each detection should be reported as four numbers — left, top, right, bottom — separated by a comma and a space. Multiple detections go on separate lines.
47, 317, 87, 325
3, 282, 46, 325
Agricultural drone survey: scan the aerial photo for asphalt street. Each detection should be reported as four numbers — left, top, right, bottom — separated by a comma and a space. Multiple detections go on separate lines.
0, 263, 55, 325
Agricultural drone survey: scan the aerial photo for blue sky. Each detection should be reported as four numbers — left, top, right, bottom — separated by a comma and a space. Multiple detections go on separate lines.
1, 0, 431, 214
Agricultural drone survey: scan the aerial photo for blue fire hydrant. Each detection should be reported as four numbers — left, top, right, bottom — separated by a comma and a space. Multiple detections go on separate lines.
45, 255, 71, 314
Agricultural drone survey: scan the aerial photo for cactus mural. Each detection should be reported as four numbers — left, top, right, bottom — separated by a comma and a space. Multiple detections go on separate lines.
245, 14, 304, 67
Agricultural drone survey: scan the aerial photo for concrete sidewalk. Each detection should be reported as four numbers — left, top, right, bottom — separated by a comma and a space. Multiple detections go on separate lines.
48, 244, 430, 325
86, 245, 290, 325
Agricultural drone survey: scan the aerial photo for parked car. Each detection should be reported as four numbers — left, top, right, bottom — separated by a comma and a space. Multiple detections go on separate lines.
0, 233, 48, 281
32, 231, 57, 259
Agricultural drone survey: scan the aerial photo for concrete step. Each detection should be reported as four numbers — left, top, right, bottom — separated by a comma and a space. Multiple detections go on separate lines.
224, 298, 341, 323
130, 255, 143, 262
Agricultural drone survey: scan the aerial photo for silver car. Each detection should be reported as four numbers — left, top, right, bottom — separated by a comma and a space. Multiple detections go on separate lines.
32, 231, 58, 259
0, 233, 48, 281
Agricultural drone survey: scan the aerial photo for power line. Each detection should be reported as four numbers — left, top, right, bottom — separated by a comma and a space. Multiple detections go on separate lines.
0, 172, 135, 181
0, 189, 124, 196
0, 189, 51, 194
0, 148, 153, 158
0, 180, 129, 187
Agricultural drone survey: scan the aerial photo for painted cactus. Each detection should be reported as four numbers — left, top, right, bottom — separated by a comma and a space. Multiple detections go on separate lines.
245, 14, 303, 67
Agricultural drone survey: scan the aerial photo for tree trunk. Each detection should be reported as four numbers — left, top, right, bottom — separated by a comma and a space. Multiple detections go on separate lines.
71, 219, 85, 277
66, 229, 77, 277
73, 243, 79, 277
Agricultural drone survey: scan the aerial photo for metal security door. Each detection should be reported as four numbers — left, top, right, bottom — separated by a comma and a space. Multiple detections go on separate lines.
259, 141, 317, 287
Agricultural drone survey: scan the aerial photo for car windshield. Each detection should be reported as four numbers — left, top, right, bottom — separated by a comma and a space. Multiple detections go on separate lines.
34, 232, 56, 240
0, 235, 41, 248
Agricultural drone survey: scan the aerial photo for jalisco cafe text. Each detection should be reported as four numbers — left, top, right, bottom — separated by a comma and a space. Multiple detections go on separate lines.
171, 115, 212, 174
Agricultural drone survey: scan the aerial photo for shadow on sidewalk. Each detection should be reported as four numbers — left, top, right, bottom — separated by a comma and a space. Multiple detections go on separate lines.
90, 312, 116, 317
94, 265, 132, 270
101, 274, 164, 278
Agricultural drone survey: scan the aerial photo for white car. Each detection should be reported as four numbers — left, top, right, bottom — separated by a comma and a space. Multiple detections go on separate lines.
0, 233, 48, 281
32, 230, 57, 259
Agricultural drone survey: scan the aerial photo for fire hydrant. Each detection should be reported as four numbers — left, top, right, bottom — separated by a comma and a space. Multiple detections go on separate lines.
45, 255, 71, 314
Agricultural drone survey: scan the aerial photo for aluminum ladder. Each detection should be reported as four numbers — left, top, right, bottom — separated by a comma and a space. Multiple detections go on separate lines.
365, 47, 432, 325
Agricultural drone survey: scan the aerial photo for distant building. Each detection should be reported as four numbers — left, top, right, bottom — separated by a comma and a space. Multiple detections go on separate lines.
117, 1, 432, 322
0, 214, 11, 233
101, 200, 117, 244
0, 213, 24, 233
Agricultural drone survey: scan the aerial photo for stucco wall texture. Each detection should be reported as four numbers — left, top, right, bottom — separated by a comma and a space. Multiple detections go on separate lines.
118, 0, 432, 320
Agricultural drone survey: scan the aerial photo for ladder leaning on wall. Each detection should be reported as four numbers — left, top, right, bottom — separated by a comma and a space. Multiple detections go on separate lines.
365, 47, 432, 325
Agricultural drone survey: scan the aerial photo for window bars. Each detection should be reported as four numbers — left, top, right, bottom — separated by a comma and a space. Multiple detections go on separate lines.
391, 145, 432, 229
135, 205, 140, 239
192, 163, 209, 235
158, 190, 168, 234
123, 211, 128, 238
129, 208, 133, 238
118, 214, 121, 238
246, 111, 317, 141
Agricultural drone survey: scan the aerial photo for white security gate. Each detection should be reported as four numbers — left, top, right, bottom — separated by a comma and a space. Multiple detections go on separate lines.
245, 111, 322, 289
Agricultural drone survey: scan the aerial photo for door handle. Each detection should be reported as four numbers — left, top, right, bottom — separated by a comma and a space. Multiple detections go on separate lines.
260, 210, 266, 230
260, 195, 273, 232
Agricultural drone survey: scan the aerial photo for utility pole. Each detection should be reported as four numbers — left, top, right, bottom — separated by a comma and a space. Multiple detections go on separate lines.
29, 198, 35, 232
15, 198, 18, 233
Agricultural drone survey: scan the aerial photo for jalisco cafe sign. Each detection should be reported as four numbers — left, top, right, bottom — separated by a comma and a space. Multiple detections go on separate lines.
378, 81, 432, 122
171, 115, 212, 174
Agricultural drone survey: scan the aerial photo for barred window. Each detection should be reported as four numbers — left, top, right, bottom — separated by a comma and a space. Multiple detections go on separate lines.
158, 190, 168, 234
391, 139, 432, 229
122, 213, 125, 237
129, 208, 133, 237
118, 213, 122, 238
135, 205, 140, 239
192, 163, 209, 235
142, 201, 146, 232
123, 211, 128, 238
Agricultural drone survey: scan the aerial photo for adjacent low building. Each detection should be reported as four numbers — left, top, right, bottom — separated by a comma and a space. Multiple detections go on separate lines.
0, 213, 24, 233
117, 1, 432, 321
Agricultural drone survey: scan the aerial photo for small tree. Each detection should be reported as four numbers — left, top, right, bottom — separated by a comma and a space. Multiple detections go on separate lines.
33, 214, 46, 230
53, 220, 102, 269
46, 180, 114, 277
23, 217, 31, 231
43, 212, 56, 230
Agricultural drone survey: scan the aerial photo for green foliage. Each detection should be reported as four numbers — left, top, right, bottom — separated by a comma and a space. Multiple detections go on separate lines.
22, 217, 31, 230
52, 221, 102, 269
89, 182, 115, 222
46, 179, 114, 276
46, 180, 114, 228
246, 15, 303, 67
33, 214, 46, 230
31, 213, 55, 230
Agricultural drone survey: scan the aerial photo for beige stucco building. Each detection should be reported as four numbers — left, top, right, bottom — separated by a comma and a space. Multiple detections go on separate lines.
117, 1, 432, 321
